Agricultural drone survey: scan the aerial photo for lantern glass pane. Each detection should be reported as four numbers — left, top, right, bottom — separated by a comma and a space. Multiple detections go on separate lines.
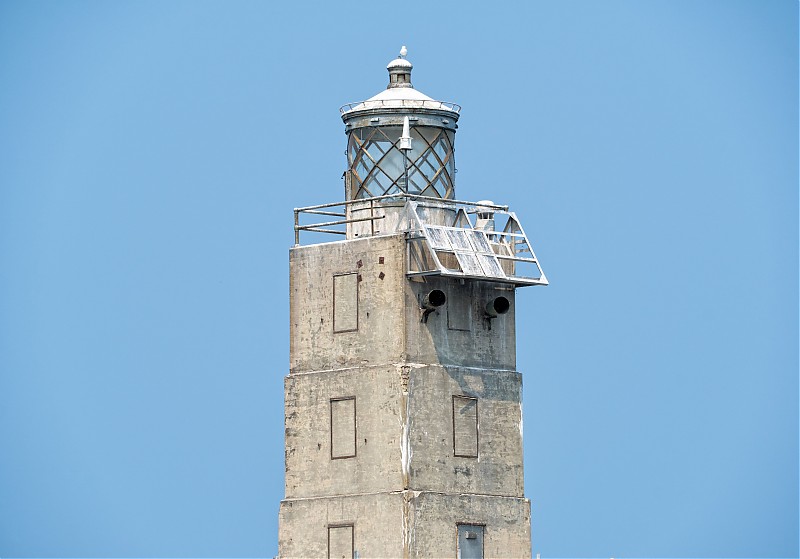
347, 125, 456, 199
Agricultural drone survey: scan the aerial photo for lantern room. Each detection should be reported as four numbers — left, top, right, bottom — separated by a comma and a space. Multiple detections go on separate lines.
340, 47, 461, 201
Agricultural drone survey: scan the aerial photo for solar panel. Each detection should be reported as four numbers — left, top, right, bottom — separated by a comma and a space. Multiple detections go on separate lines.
445, 228, 472, 251
477, 253, 506, 278
468, 230, 493, 253
425, 226, 451, 250
418, 226, 507, 279
454, 251, 485, 276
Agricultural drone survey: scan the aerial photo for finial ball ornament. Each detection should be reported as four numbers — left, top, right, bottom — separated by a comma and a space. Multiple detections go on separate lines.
399, 45, 408, 58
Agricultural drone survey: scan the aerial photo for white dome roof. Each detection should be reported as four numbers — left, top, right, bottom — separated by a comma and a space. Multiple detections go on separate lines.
387, 57, 413, 70
340, 48, 460, 115
344, 86, 457, 113
367, 87, 434, 103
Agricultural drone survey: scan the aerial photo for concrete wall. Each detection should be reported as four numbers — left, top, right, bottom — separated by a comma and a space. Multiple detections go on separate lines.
282, 234, 530, 558
290, 235, 517, 374
290, 236, 406, 373
284, 364, 524, 500
404, 277, 517, 370
407, 365, 524, 497
279, 492, 405, 558
284, 365, 405, 498
407, 492, 532, 558
279, 491, 531, 559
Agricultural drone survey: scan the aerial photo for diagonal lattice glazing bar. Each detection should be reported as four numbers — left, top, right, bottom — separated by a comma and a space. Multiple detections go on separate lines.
347, 126, 455, 199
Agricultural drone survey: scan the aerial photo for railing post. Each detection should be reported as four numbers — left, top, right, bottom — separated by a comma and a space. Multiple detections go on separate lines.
294, 209, 300, 245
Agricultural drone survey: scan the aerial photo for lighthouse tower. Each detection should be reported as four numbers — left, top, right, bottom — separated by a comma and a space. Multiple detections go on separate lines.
278, 48, 547, 558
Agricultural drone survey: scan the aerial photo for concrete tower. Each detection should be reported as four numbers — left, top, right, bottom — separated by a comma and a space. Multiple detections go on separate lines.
278, 47, 547, 558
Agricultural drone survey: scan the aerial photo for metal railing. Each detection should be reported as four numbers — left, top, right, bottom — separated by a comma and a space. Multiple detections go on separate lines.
293, 198, 382, 245
294, 194, 548, 286
339, 99, 462, 114
293, 193, 508, 246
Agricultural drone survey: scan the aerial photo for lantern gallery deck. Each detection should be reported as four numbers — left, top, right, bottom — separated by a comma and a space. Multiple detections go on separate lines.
293, 194, 548, 287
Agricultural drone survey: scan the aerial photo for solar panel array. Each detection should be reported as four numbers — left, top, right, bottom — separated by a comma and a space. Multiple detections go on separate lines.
424, 225, 508, 279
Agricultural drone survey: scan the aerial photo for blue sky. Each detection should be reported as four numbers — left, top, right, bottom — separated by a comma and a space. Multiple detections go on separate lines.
0, 1, 796, 557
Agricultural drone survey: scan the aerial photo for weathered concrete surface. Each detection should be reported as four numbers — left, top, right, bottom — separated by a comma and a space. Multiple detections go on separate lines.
406, 491, 532, 558
404, 277, 517, 371
284, 364, 523, 499
406, 365, 524, 497
281, 234, 531, 557
279, 492, 405, 558
284, 366, 405, 498
279, 491, 531, 558
290, 234, 517, 374
290, 236, 407, 374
